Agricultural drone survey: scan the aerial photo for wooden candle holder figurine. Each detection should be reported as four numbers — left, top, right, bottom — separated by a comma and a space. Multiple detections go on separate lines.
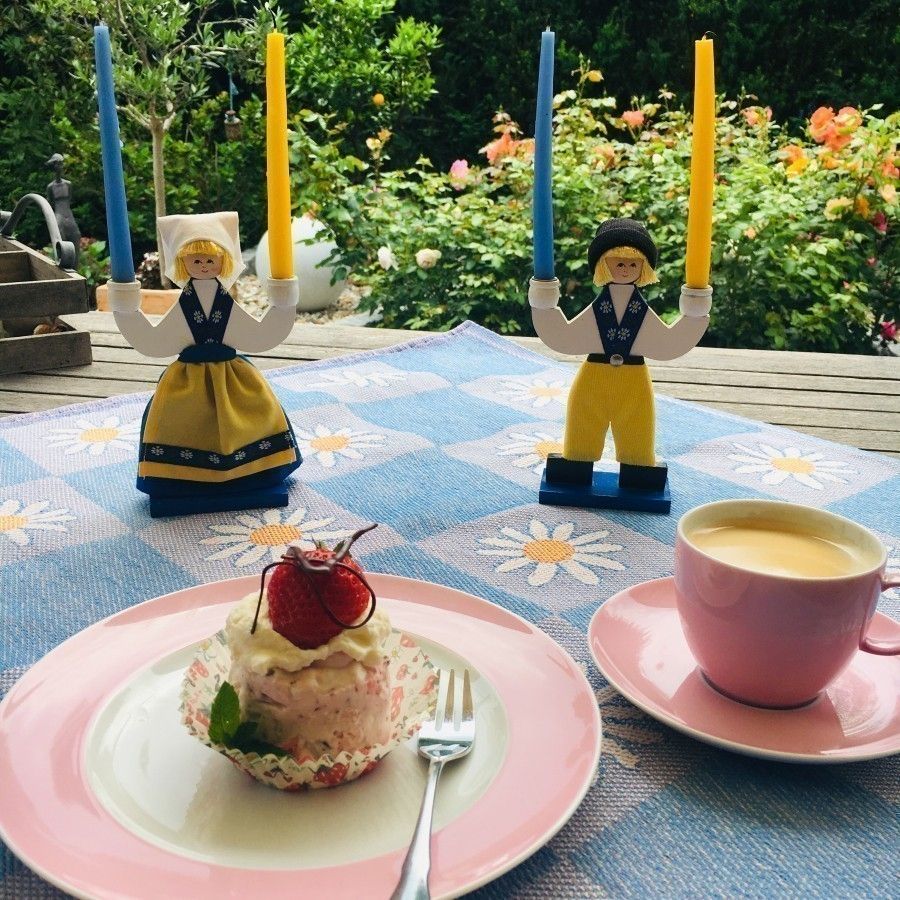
529, 30, 716, 514
94, 26, 301, 517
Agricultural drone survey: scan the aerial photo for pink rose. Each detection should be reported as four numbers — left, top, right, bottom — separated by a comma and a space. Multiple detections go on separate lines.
622, 110, 645, 128
449, 158, 470, 190
872, 212, 888, 234
881, 320, 898, 341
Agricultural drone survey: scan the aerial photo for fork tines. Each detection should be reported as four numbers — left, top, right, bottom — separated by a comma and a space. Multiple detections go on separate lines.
434, 668, 474, 731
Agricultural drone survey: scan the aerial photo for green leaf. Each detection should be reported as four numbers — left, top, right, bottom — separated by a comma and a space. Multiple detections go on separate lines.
208, 681, 241, 744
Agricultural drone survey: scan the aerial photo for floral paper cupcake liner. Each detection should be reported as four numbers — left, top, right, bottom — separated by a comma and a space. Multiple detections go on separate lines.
181, 629, 436, 790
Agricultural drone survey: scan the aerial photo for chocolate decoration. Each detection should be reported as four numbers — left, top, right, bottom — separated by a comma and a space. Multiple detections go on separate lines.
250, 523, 379, 636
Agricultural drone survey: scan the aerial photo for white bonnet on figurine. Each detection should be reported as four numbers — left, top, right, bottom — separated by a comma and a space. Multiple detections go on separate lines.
158, 211, 246, 290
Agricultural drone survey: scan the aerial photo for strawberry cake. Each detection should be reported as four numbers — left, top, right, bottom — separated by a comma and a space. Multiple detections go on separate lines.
223, 525, 392, 759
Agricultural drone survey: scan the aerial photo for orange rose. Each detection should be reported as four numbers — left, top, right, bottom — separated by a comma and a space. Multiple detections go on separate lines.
809, 106, 835, 143
622, 110, 645, 128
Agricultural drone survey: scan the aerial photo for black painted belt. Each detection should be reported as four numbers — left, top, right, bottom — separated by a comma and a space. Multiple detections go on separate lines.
586, 353, 645, 366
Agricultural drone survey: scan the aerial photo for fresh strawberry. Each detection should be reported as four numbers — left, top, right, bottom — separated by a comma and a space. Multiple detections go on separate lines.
266, 545, 372, 649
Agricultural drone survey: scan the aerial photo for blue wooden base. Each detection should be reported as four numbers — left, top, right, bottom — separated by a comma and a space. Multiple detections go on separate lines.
539, 468, 671, 514
149, 486, 290, 518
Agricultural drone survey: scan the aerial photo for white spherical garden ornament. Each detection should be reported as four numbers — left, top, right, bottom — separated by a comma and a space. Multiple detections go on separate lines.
256, 215, 346, 312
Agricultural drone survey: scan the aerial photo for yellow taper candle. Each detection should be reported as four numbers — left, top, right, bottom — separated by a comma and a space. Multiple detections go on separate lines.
685, 35, 715, 289
266, 32, 293, 279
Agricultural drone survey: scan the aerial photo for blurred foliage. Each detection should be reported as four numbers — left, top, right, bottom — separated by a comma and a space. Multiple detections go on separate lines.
395, 0, 899, 167
308, 70, 898, 353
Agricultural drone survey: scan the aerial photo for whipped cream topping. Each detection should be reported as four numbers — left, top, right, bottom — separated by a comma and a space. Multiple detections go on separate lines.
225, 590, 391, 674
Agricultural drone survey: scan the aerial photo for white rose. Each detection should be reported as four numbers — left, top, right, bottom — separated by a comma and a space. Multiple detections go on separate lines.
377, 246, 397, 270
415, 248, 442, 269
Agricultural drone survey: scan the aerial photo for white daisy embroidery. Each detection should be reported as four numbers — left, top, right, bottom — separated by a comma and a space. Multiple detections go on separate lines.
200, 508, 354, 568
0, 499, 75, 547
496, 378, 567, 409
259, 440, 272, 450
616, 327, 631, 340
310, 369, 407, 389
180, 449, 194, 460
477, 519, 625, 586
727, 442, 856, 489
496, 431, 564, 474
46, 415, 140, 457
599, 300, 613, 314
294, 425, 385, 468
193, 310, 204, 323
150, 445, 165, 456
211, 310, 223, 323
628, 299, 643, 314
606, 328, 617, 342
234, 450, 246, 461
209, 453, 221, 464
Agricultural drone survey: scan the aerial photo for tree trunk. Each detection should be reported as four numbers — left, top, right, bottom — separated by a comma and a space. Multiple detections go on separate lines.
150, 117, 171, 288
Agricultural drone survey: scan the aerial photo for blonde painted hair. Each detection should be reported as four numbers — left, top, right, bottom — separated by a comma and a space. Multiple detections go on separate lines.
173, 239, 234, 283
593, 244, 658, 287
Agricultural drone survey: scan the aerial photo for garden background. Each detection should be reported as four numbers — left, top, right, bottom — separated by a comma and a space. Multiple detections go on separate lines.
0, 0, 897, 353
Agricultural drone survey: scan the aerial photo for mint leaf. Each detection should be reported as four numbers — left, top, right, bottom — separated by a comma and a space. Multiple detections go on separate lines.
209, 681, 241, 744
228, 719, 291, 758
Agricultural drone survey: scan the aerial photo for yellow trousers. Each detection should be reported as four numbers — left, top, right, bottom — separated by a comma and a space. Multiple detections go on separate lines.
563, 361, 656, 466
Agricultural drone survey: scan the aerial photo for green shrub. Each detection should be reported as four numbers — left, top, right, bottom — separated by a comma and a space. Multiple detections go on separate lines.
316, 71, 898, 352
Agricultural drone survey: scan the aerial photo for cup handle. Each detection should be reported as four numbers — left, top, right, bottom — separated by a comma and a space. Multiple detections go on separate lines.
860, 570, 900, 655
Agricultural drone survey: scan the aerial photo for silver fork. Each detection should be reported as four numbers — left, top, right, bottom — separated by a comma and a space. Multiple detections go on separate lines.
391, 669, 476, 900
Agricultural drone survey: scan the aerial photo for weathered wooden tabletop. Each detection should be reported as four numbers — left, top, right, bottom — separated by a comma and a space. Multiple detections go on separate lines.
2, 311, 898, 457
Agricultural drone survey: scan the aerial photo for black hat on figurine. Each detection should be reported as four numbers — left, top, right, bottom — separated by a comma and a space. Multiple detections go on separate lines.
587, 218, 659, 273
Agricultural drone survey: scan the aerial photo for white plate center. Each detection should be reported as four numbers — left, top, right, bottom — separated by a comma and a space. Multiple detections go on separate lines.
86, 635, 507, 870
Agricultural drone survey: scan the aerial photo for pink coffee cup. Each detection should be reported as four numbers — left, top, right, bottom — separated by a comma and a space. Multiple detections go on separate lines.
674, 499, 900, 708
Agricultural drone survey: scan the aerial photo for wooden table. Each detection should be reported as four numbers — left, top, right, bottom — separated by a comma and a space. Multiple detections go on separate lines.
3, 311, 898, 457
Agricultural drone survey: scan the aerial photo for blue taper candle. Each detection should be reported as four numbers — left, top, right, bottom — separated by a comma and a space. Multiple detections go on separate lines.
532, 28, 555, 280
94, 24, 135, 283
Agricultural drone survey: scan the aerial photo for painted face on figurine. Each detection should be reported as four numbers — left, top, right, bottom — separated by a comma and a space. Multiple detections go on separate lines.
606, 255, 643, 285
184, 254, 225, 280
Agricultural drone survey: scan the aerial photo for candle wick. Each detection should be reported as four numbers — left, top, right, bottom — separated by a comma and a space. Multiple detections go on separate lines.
702, 30, 716, 39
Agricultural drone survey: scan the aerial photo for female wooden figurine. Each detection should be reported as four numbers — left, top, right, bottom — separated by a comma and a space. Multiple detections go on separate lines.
529, 218, 712, 512
106, 211, 302, 517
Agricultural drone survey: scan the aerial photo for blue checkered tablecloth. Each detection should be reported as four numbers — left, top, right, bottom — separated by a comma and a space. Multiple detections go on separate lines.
1, 322, 898, 898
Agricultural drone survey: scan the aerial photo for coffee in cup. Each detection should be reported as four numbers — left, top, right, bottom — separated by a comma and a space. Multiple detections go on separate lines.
675, 499, 900, 708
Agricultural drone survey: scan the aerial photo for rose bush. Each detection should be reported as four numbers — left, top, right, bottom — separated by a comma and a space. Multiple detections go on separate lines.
309, 70, 897, 353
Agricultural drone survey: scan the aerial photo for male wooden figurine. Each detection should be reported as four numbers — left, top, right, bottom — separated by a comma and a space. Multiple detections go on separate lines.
529, 217, 712, 513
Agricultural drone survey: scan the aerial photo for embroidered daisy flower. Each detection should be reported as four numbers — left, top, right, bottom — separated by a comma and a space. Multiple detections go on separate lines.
150, 445, 165, 456
46, 415, 140, 456
477, 519, 625, 586
496, 431, 564, 474
616, 327, 631, 340
599, 300, 613, 314
211, 310, 223, 322
596, 684, 662, 768
628, 299, 643, 314
234, 450, 246, 461
180, 449, 194, 460
310, 369, 407, 389
193, 310, 204, 323
606, 328, 617, 342
727, 442, 856, 489
200, 508, 354, 568
294, 425, 385, 468
208, 453, 221, 464
496, 378, 567, 409
259, 440, 272, 450
0, 499, 75, 547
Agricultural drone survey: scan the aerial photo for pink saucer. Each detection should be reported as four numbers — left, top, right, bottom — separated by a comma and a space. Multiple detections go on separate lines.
589, 577, 900, 763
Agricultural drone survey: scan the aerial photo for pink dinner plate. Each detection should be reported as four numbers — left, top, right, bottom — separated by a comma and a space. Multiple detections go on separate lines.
589, 577, 900, 763
0, 574, 600, 899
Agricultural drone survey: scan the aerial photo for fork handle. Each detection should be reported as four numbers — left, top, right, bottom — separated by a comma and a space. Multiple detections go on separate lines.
390, 758, 445, 900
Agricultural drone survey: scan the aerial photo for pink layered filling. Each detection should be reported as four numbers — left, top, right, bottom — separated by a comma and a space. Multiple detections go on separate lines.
230, 650, 391, 758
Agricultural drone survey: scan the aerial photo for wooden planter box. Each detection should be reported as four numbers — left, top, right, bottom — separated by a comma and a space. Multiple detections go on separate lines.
0, 236, 91, 375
